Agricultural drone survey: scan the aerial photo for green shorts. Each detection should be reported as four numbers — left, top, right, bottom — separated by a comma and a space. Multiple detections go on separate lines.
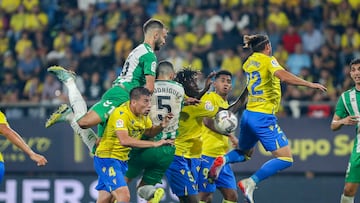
89, 86, 130, 136
126, 145, 175, 185
345, 141, 360, 183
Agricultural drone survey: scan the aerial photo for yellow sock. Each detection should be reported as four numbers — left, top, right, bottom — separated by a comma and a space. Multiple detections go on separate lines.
222, 200, 236, 203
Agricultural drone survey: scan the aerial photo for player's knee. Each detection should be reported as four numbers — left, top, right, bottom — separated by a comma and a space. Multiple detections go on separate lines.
223, 191, 238, 202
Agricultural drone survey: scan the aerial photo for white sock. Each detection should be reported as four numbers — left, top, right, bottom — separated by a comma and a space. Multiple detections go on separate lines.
341, 194, 354, 203
137, 185, 156, 201
70, 118, 97, 152
64, 78, 87, 120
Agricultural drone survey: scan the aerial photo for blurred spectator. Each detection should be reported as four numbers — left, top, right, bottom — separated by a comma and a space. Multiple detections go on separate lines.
2, 51, 17, 77
1, 0, 21, 14
166, 48, 184, 73
170, 4, 191, 30
207, 23, 235, 70
23, 0, 39, 12
84, 72, 104, 101
267, 4, 289, 31
286, 43, 311, 76
114, 30, 133, 65
340, 26, 360, 66
70, 30, 86, 55
313, 69, 337, 102
204, 8, 223, 34
152, 4, 171, 29
15, 32, 33, 57
312, 44, 337, 77
182, 51, 203, 72
52, 29, 71, 55
192, 24, 213, 73
173, 23, 196, 53
0, 71, 20, 103
301, 20, 324, 55
323, 26, 341, 52
17, 47, 41, 91
222, 7, 251, 32
24, 5, 48, 33
220, 48, 242, 75
23, 75, 43, 101
9, 5, 26, 40
63, 7, 83, 34
273, 43, 288, 67
267, 22, 281, 52
83, 4, 102, 39
103, 69, 117, 90
281, 24, 302, 54
41, 74, 62, 104
104, 2, 124, 41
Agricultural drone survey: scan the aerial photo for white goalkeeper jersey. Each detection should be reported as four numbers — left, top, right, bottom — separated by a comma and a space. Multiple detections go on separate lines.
150, 80, 184, 140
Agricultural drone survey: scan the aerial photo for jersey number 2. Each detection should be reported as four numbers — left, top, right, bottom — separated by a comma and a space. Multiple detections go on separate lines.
246, 71, 263, 95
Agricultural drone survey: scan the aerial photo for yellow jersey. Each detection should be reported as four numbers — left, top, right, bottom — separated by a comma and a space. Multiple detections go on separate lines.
0, 111, 8, 162
243, 52, 284, 114
201, 92, 230, 157
95, 102, 152, 161
175, 95, 219, 158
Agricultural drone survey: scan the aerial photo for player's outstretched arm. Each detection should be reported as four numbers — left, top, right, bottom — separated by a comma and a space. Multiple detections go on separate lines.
145, 75, 156, 93
274, 69, 327, 92
227, 88, 248, 113
0, 124, 47, 166
197, 71, 216, 99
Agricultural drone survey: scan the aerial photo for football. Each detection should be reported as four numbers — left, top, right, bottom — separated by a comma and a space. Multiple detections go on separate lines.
214, 110, 238, 134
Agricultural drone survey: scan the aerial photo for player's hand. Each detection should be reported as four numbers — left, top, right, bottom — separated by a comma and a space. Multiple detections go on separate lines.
30, 153, 48, 166
205, 71, 216, 89
184, 97, 200, 106
155, 139, 174, 147
161, 113, 174, 128
340, 116, 360, 126
311, 83, 327, 92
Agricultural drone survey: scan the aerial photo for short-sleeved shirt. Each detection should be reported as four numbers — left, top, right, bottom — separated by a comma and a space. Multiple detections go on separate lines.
175, 96, 219, 158
150, 80, 184, 140
95, 101, 152, 161
112, 43, 157, 92
243, 52, 284, 114
201, 92, 230, 157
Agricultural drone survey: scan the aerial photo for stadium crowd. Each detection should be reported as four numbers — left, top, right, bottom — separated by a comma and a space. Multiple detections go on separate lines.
0, 0, 359, 118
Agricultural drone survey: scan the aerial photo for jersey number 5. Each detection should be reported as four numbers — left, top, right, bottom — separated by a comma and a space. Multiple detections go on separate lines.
157, 96, 172, 121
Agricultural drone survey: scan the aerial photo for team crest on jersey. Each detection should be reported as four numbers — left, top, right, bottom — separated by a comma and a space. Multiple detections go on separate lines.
271, 59, 280, 67
205, 101, 214, 111
151, 62, 156, 73
116, 119, 124, 128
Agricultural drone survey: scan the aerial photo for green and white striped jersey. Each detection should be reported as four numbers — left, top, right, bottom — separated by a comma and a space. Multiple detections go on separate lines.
112, 43, 157, 91
150, 80, 185, 140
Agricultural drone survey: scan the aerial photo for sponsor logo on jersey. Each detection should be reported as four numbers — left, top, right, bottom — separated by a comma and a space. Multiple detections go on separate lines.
151, 61, 156, 73
205, 101, 214, 111
116, 119, 124, 128
103, 100, 113, 107
271, 59, 280, 67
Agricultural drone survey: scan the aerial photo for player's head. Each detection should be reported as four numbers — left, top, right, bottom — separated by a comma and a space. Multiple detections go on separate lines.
156, 60, 175, 80
243, 34, 272, 55
349, 58, 360, 85
130, 87, 152, 116
214, 70, 232, 97
143, 18, 167, 51
174, 69, 200, 98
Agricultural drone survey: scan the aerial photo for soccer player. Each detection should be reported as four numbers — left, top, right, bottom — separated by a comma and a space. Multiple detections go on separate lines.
45, 18, 168, 152
208, 34, 327, 203
166, 69, 246, 203
0, 111, 47, 182
94, 87, 174, 203
198, 70, 239, 203
331, 58, 360, 203
125, 61, 185, 203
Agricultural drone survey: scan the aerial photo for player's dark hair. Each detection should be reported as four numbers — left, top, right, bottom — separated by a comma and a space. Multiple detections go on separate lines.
215, 70, 232, 79
143, 18, 164, 34
174, 68, 199, 98
349, 58, 360, 67
243, 34, 269, 52
130, 87, 151, 100
156, 60, 174, 79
